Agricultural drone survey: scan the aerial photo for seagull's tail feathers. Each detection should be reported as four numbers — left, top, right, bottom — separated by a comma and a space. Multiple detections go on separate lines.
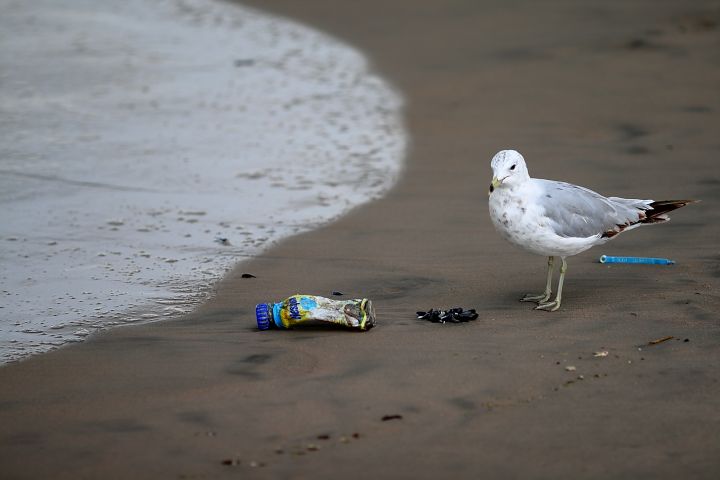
641, 199, 699, 224
601, 199, 697, 238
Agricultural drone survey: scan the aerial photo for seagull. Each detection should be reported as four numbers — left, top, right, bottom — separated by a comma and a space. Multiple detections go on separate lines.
487, 149, 696, 311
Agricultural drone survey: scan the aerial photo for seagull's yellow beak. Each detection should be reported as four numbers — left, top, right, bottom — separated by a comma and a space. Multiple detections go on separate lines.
489, 177, 502, 195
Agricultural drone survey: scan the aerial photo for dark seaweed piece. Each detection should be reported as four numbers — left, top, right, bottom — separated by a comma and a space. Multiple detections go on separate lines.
381, 414, 403, 421
440, 310, 456, 322
417, 307, 478, 323
241, 273, 256, 278
456, 309, 478, 321
332, 291, 344, 296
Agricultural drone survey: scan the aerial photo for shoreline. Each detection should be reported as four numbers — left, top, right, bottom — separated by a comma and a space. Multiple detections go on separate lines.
2, 0, 720, 478
0, 0, 406, 363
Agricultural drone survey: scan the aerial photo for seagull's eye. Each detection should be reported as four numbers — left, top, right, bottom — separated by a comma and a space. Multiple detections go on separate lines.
510, 164, 516, 171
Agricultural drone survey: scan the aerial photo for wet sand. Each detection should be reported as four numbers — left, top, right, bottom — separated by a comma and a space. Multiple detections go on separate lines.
2, 1, 720, 478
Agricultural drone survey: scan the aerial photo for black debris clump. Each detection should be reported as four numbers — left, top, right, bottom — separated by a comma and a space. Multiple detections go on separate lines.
416, 308, 478, 323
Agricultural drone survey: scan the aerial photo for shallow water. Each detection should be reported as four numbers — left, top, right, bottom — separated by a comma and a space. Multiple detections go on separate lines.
0, 0, 406, 363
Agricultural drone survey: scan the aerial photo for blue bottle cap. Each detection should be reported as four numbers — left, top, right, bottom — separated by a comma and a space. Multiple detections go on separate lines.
255, 303, 272, 330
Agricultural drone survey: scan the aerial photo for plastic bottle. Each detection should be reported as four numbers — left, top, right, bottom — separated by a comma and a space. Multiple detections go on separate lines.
255, 295, 375, 331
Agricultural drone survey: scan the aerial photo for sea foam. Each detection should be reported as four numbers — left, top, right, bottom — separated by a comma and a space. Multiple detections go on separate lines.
0, 0, 406, 362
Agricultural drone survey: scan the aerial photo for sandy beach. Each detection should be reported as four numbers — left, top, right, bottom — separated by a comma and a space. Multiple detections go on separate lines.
2, 0, 719, 478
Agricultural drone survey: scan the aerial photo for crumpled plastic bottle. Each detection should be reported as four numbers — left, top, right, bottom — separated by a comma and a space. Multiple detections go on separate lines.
256, 294, 375, 331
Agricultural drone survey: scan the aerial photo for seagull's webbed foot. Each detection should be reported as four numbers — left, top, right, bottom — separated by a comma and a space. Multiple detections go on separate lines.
535, 299, 561, 311
520, 292, 551, 303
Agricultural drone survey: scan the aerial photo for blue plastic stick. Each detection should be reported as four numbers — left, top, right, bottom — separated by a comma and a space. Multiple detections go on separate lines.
599, 255, 675, 265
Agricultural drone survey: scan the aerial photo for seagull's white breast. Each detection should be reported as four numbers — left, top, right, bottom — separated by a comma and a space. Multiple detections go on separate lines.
488, 181, 601, 257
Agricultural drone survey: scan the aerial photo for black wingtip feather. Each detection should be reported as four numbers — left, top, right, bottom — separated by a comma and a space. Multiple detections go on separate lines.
643, 199, 698, 223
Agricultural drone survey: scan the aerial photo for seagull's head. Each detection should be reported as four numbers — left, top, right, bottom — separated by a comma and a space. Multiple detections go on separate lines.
489, 149, 529, 194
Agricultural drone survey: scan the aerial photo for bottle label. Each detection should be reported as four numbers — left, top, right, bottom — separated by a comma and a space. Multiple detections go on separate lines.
277, 295, 374, 330
287, 296, 318, 320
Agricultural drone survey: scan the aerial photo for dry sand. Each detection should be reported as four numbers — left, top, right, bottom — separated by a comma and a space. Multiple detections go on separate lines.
2, 1, 720, 478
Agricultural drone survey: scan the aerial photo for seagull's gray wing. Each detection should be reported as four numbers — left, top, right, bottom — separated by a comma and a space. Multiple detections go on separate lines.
534, 179, 651, 238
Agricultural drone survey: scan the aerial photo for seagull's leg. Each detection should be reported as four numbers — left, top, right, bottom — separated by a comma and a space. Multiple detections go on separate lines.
520, 256, 554, 303
536, 257, 567, 312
